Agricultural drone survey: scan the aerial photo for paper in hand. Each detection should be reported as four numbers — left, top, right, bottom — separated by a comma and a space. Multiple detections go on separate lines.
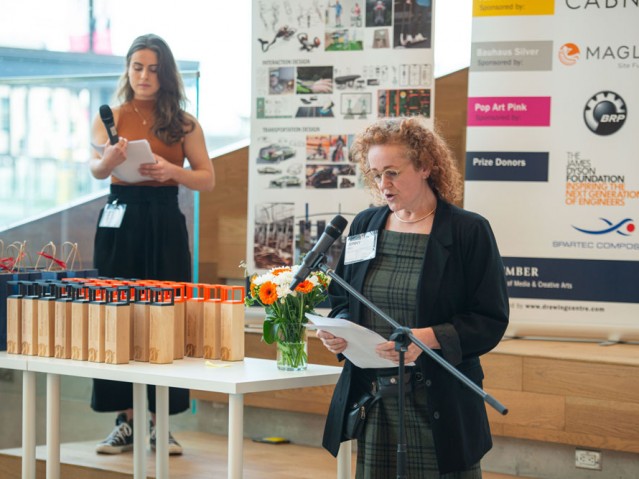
92, 139, 156, 183
306, 313, 411, 369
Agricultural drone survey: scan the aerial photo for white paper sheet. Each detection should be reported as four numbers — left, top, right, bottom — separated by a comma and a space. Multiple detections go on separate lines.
92, 139, 156, 183
306, 313, 409, 369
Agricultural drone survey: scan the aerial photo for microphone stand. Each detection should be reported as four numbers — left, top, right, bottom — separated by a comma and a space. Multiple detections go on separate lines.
316, 259, 508, 479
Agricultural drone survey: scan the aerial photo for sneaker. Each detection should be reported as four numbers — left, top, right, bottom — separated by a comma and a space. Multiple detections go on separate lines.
149, 423, 183, 455
96, 413, 133, 454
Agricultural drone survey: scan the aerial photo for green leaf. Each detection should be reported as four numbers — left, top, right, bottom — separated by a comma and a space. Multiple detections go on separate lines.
262, 318, 276, 344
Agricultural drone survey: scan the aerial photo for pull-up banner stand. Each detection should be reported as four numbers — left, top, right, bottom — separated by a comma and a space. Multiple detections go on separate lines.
465, 1, 639, 342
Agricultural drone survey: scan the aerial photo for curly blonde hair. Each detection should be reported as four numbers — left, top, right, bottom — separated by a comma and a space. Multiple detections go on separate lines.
350, 116, 462, 204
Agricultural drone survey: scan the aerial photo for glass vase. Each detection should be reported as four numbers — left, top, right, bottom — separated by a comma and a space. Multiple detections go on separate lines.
276, 325, 308, 371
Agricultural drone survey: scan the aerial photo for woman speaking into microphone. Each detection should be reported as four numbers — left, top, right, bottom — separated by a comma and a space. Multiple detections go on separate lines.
317, 116, 508, 477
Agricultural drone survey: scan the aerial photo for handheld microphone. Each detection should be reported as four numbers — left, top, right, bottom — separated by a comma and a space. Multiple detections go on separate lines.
290, 214, 348, 291
99, 104, 119, 145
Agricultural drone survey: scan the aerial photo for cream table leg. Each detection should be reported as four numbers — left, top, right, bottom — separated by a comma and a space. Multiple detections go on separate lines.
337, 440, 352, 479
228, 393, 244, 479
155, 385, 169, 479
46, 373, 60, 479
133, 383, 147, 479
22, 370, 36, 479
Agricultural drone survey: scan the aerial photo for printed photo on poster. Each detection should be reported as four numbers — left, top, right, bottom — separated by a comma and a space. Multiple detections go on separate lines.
306, 134, 332, 161
306, 164, 357, 189
298, 213, 350, 269
325, 28, 364, 51
296, 66, 334, 94
369, 28, 391, 48
306, 134, 354, 163
367, 0, 392, 27
341, 92, 372, 119
269, 67, 295, 95
256, 97, 294, 119
393, 0, 432, 49
256, 141, 298, 164
378, 88, 431, 117
253, 203, 295, 269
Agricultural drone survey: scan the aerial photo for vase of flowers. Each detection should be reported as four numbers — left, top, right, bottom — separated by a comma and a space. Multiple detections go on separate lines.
275, 323, 308, 371
245, 265, 330, 371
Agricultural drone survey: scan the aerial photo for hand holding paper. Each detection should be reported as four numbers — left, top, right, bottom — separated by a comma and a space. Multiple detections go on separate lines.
92, 139, 156, 183
307, 313, 413, 369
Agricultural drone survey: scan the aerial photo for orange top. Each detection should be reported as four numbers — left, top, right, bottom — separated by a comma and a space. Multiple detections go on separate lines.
112, 99, 185, 186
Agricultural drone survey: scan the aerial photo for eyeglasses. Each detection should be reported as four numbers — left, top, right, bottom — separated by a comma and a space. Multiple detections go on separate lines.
365, 167, 404, 184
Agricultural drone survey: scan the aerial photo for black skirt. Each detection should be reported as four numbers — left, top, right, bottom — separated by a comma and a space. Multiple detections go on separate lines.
91, 184, 191, 414
93, 184, 191, 282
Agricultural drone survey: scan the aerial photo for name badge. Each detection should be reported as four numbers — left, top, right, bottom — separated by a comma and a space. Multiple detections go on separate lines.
344, 231, 378, 265
99, 202, 127, 228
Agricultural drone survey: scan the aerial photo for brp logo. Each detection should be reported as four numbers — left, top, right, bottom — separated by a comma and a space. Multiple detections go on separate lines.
584, 91, 627, 135
558, 43, 580, 65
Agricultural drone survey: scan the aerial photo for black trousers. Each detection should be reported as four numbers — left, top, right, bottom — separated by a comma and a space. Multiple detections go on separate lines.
91, 185, 190, 414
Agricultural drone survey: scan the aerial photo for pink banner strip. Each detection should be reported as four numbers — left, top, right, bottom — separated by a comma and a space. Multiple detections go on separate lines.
467, 96, 551, 126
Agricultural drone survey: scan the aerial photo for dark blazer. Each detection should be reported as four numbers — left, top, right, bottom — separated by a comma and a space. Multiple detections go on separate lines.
322, 198, 509, 474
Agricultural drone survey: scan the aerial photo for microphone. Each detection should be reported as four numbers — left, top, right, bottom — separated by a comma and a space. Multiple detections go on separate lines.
290, 214, 348, 291
99, 104, 119, 145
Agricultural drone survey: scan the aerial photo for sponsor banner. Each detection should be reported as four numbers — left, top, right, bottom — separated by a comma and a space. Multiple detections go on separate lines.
467, 96, 551, 126
468, 0, 639, 339
465, 151, 548, 181
503, 257, 639, 303
471, 41, 553, 72
473, 0, 554, 17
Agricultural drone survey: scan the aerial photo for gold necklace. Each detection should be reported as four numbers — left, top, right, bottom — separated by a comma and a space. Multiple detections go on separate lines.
132, 104, 150, 125
393, 206, 436, 224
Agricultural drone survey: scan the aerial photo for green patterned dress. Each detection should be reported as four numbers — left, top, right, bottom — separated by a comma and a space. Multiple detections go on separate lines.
356, 230, 481, 479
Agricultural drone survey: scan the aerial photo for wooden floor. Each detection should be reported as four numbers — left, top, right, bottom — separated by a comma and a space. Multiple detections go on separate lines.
0, 431, 526, 479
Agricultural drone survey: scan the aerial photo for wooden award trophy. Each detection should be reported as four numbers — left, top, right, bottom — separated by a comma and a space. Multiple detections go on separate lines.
149, 286, 175, 364
6, 281, 25, 354
203, 284, 223, 360
164, 282, 186, 360
184, 283, 205, 357
88, 284, 107, 363
53, 282, 73, 359
70, 283, 90, 360
220, 285, 245, 361
37, 282, 57, 357
132, 285, 151, 362
104, 286, 131, 365
21, 281, 39, 356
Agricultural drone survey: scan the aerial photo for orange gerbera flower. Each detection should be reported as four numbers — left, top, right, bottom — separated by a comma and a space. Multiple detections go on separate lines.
271, 267, 290, 276
258, 281, 278, 305
294, 280, 313, 294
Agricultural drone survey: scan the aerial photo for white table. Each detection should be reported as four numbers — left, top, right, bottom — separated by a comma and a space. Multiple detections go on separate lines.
0, 353, 350, 479
0, 354, 34, 479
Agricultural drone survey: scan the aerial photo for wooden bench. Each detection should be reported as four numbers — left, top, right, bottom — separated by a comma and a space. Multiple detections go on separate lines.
194, 333, 639, 455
